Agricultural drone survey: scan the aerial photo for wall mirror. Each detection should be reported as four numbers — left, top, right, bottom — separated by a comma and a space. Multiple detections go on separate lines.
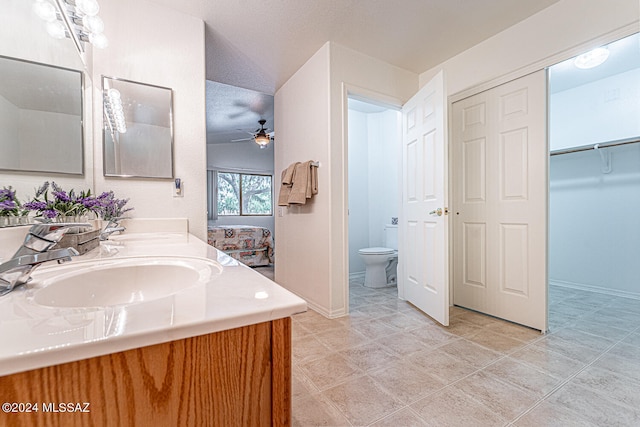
0, 56, 84, 175
102, 76, 174, 178
1, 0, 92, 206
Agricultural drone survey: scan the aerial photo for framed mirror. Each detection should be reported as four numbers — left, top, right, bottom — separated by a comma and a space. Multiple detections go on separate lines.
0, 55, 84, 175
102, 76, 174, 178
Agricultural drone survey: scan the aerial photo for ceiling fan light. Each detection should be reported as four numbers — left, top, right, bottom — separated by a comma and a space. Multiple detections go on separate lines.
574, 47, 609, 69
254, 134, 270, 146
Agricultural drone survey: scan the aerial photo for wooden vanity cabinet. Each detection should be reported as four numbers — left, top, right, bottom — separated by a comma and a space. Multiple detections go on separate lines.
0, 317, 291, 427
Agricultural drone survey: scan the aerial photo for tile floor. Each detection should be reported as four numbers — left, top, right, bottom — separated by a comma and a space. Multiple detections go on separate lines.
289, 276, 640, 426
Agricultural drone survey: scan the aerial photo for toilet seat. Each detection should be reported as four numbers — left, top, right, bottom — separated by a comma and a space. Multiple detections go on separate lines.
358, 247, 395, 255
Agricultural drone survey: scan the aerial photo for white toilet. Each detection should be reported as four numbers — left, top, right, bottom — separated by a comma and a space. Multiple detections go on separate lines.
358, 225, 398, 288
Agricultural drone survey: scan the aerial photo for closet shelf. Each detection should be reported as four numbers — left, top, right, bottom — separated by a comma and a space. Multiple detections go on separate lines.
550, 136, 640, 156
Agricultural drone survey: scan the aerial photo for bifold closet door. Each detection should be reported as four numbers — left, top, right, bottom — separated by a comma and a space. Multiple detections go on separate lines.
451, 70, 547, 331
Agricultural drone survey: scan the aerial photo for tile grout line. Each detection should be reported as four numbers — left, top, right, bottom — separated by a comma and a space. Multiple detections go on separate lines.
294, 284, 640, 426
507, 321, 640, 425
363, 332, 551, 426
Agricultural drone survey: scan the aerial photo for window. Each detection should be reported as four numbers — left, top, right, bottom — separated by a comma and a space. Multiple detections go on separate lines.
216, 172, 273, 216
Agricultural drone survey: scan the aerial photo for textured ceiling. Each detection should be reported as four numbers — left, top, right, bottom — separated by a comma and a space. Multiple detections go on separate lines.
147, 0, 561, 94
206, 81, 274, 145
146, 0, 564, 144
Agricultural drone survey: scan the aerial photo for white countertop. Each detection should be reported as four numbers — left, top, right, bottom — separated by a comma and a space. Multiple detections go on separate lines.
0, 230, 307, 377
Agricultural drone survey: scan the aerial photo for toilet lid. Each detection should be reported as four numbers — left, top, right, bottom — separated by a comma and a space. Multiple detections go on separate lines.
359, 247, 395, 255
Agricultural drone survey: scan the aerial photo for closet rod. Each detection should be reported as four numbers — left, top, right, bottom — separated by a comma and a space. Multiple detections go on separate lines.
550, 137, 640, 156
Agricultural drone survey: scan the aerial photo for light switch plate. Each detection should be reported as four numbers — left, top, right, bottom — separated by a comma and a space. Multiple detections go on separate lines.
173, 178, 183, 197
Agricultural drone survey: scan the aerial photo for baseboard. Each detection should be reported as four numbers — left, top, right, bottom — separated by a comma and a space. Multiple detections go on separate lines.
303, 299, 348, 319
349, 271, 365, 281
550, 279, 640, 301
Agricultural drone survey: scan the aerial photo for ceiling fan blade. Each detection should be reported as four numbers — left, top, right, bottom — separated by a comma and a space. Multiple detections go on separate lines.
231, 137, 253, 142
228, 111, 248, 119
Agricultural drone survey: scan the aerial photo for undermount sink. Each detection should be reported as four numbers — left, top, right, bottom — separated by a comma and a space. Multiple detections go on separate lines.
32, 257, 222, 308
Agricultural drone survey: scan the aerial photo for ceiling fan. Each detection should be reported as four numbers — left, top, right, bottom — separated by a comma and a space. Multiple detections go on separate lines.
232, 119, 274, 148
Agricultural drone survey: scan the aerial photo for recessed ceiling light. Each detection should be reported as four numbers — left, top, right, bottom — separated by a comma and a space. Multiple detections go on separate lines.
574, 47, 610, 69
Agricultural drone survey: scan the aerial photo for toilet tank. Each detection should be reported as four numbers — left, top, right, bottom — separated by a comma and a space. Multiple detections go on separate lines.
384, 225, 398, 250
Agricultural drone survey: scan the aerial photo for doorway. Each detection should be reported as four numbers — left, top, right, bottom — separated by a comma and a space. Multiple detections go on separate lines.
547, 32, 640, 328
346, 96, 402, 307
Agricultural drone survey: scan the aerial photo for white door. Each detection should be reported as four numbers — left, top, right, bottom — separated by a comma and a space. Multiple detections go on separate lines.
401, 70, 449, 326
451, 71, 547, 331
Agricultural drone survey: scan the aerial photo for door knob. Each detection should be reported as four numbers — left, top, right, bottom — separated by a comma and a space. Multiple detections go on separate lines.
429, 208, 443, 216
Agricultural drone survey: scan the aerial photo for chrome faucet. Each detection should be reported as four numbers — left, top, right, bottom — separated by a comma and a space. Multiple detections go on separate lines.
100, 217, 127, 241
0, 223, 89, 296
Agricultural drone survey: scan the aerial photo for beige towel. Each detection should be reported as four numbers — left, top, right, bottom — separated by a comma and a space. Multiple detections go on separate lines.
277, 168, 294, 206
288, 162, 309, 204
282, 162, 298, 185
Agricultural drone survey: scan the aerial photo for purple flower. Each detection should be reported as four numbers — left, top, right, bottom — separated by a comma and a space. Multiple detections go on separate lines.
35, 181, 50, 198
0, 200, 16, 210
53, 191, 71, 202
0, 189, 14, 200
51, 181, 63, 193
24, 201, 47, 211
43, 209, 57, 219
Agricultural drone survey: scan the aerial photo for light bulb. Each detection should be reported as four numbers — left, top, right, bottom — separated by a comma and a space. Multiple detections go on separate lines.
108, 88, 121, 100
46, 21, 67, 39
574, 47, 610, 69
82, 15, 104, 33
76, 0, 99, 16
89, 32, 109, 49
33, 1, 57, 22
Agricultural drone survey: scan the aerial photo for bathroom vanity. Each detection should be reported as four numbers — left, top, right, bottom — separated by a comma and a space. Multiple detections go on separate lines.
0, 222, 306, 426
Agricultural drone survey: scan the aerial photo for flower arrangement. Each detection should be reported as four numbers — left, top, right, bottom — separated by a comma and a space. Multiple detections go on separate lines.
23, 181, 104, 220
0, 187, 21, 218
0, 181, 133, 227
96, 191, 134, 221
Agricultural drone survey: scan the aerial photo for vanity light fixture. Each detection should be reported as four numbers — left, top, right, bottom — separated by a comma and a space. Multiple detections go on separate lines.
33, 0, 108, 51
104, 88, 127, 134
574, 47, 610, 69
33, 0, 57, 22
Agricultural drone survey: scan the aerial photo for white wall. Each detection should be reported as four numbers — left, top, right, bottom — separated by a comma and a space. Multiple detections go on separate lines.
207, 141, 274, 172
367, 110, 401, 246
207, 141, 275, 232
274, 43, 332, 312
550, 68, 640, 151
92, 0, 207, 240
348, 107, 400, 275
347, 109, 369, 274
419, 0, 639, 97
275, 42, 416, 317
549, 143, 640, 298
